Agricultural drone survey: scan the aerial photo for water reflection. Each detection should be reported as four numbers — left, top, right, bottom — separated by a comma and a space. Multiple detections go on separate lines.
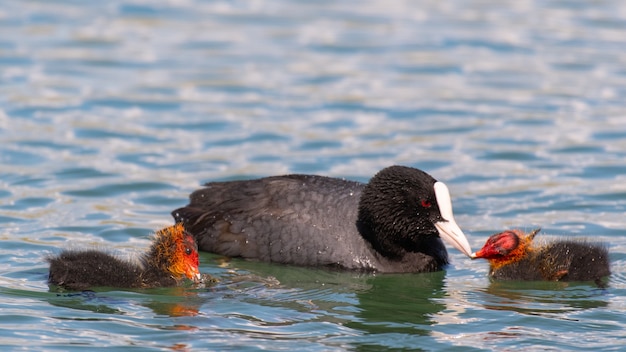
347, 271, 446, 336
200, 258, 447, 335
47, 291, 124, 315
479, 281, 609, 315
46, 287, 207, 317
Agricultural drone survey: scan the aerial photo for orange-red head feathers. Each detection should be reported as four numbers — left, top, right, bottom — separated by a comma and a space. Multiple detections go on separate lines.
149, 223, 201, 283
472, 228, 539, 270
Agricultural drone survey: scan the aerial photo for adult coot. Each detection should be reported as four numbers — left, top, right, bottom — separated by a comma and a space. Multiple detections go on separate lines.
47, 223, 202, 290
172, 165, 472, 273
472, 228, 610, 283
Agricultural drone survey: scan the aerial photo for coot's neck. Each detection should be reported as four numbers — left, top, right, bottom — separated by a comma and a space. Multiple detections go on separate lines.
356, 205, 449, 267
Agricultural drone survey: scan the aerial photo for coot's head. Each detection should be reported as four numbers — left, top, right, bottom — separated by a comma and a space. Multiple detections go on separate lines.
472, 228, 539, 265
357, 165, 472, 263
149, 223, 202, 283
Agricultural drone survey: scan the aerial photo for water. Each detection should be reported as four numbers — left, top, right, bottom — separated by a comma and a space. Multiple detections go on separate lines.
1, 0, 626, 350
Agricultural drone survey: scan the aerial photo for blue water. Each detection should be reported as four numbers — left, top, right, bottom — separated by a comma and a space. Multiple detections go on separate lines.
2, 0, 626, 350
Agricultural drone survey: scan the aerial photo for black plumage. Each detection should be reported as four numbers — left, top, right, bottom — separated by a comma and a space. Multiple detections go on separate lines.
173, 165, 472, 273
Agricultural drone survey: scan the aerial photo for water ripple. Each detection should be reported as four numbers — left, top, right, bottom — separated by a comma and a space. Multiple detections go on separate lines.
2, 0, 626, 350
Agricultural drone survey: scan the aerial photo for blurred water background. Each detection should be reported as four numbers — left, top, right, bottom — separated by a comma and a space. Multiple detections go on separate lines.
1, 0, 626, 350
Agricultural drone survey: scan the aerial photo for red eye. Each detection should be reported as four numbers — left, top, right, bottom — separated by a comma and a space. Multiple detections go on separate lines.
421, 199, 431, 208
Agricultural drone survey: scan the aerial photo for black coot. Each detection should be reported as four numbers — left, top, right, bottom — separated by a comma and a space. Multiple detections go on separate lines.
173, 165, 472, 273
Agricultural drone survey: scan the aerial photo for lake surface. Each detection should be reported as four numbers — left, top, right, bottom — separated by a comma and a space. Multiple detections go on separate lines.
1, 0, 626, 350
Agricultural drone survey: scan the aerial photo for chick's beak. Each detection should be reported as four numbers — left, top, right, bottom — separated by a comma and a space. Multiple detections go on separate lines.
470, 250, 483, 259
186, 265, 202, 283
